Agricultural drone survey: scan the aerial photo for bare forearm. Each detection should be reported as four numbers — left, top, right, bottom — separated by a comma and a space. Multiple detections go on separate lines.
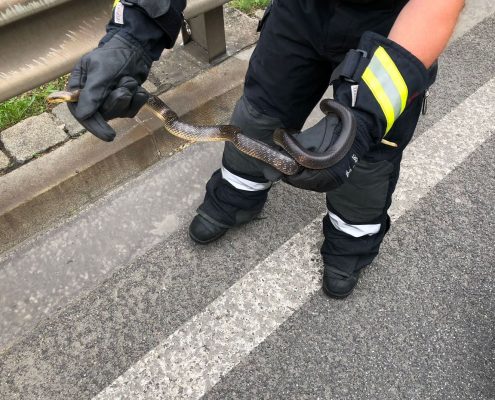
388, 0, 465, 68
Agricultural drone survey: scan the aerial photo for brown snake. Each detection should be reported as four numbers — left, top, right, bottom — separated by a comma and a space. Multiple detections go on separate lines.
48, 91, 356, 176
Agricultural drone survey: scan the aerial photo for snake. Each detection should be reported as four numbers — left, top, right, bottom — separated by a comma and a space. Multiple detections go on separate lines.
47, 91, 356, 176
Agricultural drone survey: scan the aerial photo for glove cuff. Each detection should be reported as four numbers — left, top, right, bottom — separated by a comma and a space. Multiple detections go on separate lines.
332, 31, 436, 140
120, 0, 185, 47
105, 1, 185, 60
98, 31, 153, 70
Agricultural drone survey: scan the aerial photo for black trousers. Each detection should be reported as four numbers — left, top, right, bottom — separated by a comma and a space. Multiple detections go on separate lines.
198, 0, 427, 274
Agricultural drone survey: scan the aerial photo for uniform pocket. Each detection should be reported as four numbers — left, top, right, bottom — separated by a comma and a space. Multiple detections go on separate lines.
327, 159, 394, 223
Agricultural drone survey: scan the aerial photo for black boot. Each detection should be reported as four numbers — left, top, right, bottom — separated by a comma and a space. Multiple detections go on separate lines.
322, 265, 362, 299
188, 214, 228, 244
189, 207, 261, 245
320, 214, 391, 299
190, 168, 269, 244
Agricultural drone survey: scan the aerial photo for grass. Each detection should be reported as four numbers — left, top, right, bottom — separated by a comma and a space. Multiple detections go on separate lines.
0, 75, 68, 132
231, 0, 270, 14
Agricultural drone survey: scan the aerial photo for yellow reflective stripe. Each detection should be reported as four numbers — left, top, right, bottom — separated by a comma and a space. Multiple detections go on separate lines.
374, 46, 408, 114
362, 67, 395, 134
113, 0, 120, 8
362, 46, 410, 136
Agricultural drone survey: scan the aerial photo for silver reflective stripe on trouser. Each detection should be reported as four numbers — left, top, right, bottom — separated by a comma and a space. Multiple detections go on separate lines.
221, 166, 272, 192
328, 211, 381, 238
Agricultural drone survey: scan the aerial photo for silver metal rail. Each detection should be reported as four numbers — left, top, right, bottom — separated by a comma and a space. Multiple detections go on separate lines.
0, 0, 231, 103
0, 0, 110, 102
0, 0, 72, 26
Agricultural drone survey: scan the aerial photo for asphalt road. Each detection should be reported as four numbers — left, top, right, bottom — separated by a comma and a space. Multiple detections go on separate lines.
0, 3, 494, 399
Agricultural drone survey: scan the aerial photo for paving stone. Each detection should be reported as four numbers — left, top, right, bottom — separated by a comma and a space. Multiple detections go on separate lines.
149, 43, 209, 92
224, 7, 259, 54
254, 9, 265, 20
142, 79, 158, 94
0, 113, 68, 163
0, 150, 10, 172
52, 103, 86, 138
150, 7, 258, 93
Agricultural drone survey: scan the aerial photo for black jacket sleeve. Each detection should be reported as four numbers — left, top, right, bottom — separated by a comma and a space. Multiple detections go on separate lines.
103, 0, 186, 60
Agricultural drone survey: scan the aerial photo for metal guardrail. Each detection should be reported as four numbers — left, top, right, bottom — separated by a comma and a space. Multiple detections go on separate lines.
0, 0, 72, 26
0, 0, 231, 103
0, 0, 110, 102
183, 0, 230, 62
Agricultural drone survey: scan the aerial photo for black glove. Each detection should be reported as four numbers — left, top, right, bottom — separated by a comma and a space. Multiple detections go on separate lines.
284, 31, 432, 192
68, 0, 185, 141
283, 108, 369, 192
67, 34, 151, 141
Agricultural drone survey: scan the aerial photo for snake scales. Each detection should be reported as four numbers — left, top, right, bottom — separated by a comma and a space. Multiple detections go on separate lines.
48, 91, 356, 176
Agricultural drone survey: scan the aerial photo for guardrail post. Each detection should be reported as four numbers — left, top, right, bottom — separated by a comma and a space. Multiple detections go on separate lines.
182, 6, 227, 63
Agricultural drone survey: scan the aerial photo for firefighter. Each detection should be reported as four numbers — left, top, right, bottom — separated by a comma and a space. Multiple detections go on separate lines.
67, 0, 465, 298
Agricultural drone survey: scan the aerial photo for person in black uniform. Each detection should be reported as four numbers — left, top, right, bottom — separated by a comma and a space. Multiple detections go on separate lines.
67, 0, 465, 298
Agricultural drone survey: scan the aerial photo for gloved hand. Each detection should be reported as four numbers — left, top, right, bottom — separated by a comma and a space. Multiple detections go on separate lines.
68, 0, 186, 141
283, 110, 368, 192
284, 31, 432, 192
67, 35, 151, 141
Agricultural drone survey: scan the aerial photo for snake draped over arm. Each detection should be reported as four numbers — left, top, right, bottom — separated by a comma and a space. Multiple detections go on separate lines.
47, 91, 356, 176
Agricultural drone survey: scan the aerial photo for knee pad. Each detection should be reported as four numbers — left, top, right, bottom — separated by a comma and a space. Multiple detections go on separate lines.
223, 95, 284, 181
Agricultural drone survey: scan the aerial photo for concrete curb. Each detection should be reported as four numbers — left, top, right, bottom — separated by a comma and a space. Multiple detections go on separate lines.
0, 56, 248, 254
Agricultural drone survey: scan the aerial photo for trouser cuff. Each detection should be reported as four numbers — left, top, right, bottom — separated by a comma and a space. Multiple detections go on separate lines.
321, 213, 391, 274
198, 168, 270, 227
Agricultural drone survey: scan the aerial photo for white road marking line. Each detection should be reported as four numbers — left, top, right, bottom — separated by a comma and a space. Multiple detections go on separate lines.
391, 77, 495, 220
95, 78, 495, 399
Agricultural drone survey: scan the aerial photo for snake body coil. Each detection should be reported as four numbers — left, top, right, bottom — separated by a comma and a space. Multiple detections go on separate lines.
48, 91, 356, 176
145, 96, 301, 175
273, 99, 356, 169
